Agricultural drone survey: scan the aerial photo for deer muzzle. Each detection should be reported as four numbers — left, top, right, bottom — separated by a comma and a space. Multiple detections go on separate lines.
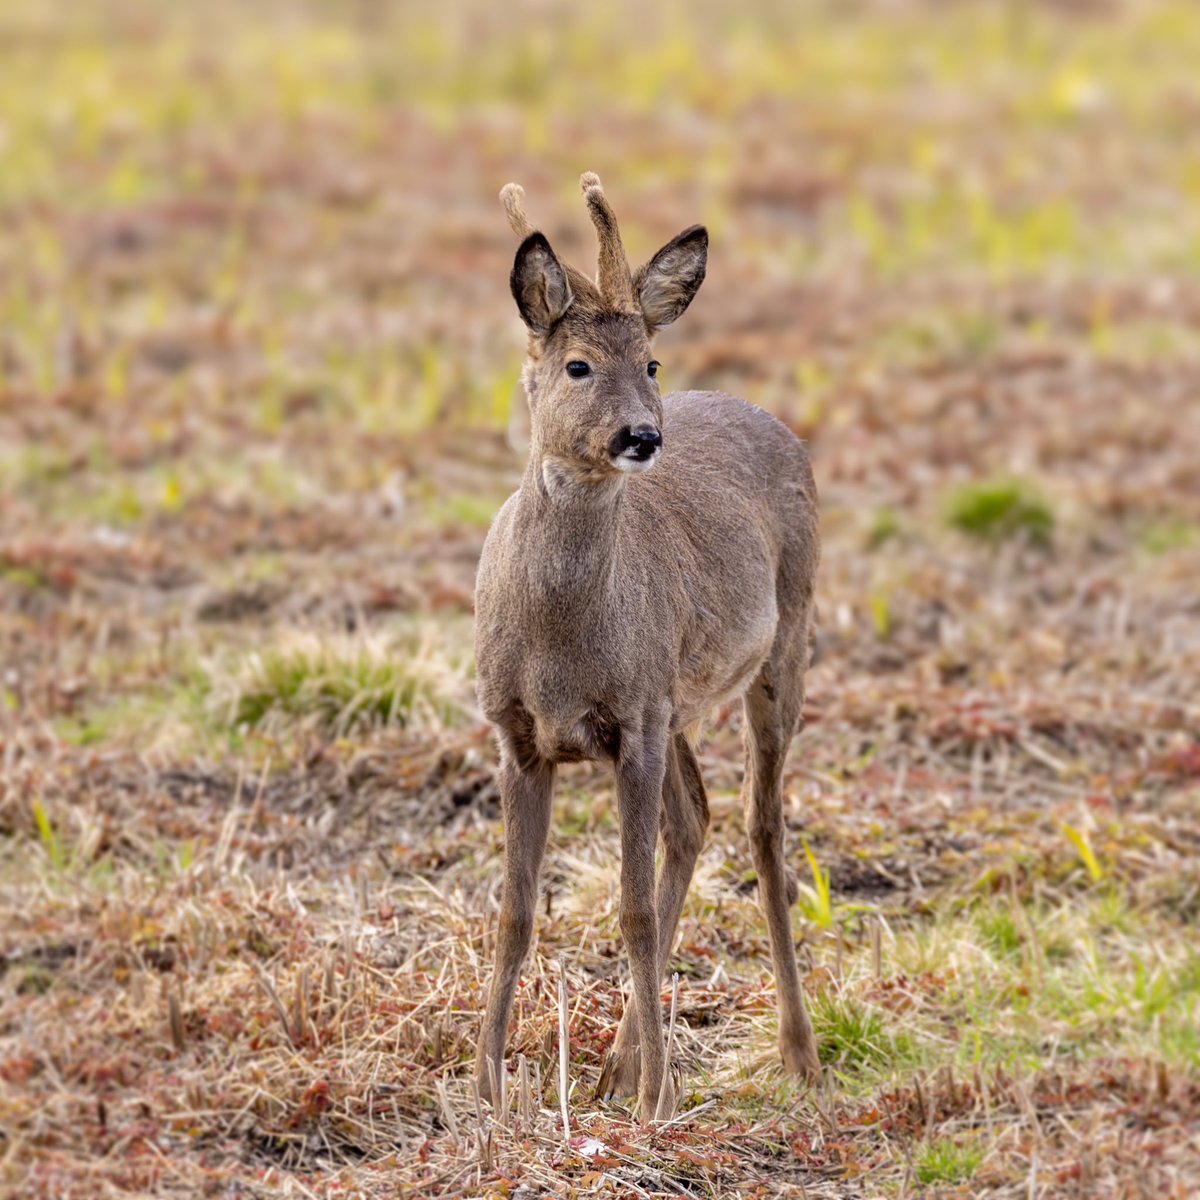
608, 424, 662, 472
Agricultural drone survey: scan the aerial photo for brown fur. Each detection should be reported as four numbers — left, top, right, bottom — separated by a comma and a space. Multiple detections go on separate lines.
474, 174, 822, 1118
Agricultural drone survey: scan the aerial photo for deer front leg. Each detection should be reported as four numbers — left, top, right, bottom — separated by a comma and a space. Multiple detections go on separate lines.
600, 733, 708, 1101
614, 725, 672, 1119
475, 754, 555, 1105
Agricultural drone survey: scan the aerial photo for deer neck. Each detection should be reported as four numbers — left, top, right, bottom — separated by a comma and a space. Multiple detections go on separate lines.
515, 453, 627, 614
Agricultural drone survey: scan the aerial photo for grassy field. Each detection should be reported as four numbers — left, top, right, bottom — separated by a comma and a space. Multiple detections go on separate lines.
2, 1, 1199, 1196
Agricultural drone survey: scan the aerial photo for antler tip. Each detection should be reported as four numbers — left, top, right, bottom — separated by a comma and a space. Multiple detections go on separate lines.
500, 182, 534, 237
578, 172, 632, 305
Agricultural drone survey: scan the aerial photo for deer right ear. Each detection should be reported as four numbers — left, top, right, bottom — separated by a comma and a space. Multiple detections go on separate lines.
510, 232, 573, 334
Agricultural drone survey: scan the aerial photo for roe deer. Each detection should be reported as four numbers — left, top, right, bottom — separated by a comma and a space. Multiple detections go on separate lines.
474, 173, 821, 1118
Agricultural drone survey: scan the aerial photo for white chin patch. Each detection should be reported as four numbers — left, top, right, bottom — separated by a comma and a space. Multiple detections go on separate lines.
611, 448, 660, 474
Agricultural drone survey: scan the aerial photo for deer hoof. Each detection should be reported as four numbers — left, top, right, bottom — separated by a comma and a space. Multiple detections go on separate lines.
475, 1050, 506, 1107
780, 1034, 822, 1083
642, 1069, 677, 1122
596, 1045, 640, 1101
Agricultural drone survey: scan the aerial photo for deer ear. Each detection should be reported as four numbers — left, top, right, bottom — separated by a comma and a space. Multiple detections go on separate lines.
510, 232, 573, 334
635, 225, 708, 332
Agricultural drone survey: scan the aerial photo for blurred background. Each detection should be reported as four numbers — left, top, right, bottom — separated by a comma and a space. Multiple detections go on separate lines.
3, 1, 1199, 598
3, 2, 1199, 1196
5, 0, 1200, 754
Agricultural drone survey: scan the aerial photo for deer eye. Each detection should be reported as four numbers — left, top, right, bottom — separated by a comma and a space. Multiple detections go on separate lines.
566, 361, 591, 379
647, 361, 660, 378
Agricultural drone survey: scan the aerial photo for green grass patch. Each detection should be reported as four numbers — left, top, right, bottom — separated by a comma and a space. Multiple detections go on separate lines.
425, 490, 505, 530
917, 1137, 983, 1186
974, 902, 1024, 959
1138, 519, 1199, 555
888, 892, 1200, 1074
865, 507, 903, 549
57, 666, 213, 753
945, 479, 1054, 545
812, 990, 915, 1074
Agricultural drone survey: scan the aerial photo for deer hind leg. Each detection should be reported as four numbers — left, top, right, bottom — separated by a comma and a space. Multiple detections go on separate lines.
743, 620, 822, 1081
475, 755, 555, 1105
599, 733, 709, 1102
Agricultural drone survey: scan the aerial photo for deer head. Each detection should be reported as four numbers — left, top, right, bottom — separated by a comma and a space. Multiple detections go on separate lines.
500, 174, 708, 493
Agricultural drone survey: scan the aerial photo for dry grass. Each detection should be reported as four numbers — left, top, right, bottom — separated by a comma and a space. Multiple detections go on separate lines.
3, 0, 1200, 1196
4, 729, 1198, 1197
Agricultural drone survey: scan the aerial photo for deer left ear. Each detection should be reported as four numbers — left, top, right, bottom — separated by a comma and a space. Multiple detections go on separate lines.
634, 225, 708, 332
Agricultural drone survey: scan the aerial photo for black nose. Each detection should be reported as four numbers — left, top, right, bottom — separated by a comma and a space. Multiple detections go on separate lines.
611, 424, 663, 460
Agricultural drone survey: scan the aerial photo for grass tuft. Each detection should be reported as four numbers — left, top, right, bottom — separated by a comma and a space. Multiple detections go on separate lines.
812, 991, 911, 1073
212, 630, 470, 739
31, 798, 65, 872
796, 839, 835, 929
1060, 821, 1105, 883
